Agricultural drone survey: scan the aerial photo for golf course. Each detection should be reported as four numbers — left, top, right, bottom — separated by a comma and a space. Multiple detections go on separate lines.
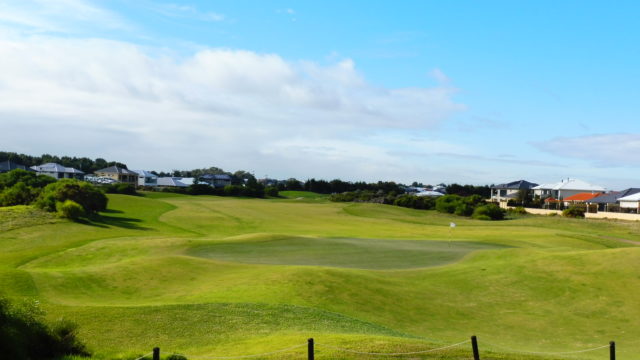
2, 191, 640, 359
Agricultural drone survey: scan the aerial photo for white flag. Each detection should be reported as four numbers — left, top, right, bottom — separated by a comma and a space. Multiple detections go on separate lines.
450, 222, 456, 228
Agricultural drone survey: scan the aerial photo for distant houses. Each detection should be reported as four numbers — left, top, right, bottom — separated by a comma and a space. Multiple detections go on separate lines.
590, 188, 640, 211
31, 162, 84, 180
199, 174, 232, 188
490, 180, 538, 202
94, 166, 138, 186
157, 177, 192, 188
131, 170, 158, 187
532, 178, 605, 199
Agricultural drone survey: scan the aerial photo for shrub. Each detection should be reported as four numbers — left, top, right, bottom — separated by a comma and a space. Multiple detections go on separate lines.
472, 204, 505, 220
223, 185, 243, 196
435, 195, 462, 214
563, 206, 585, 218
454, 202, 475, 216
57, 200, 85, 220
104, 183, 137, 195
0, 182, 39, 206
0, 296, 90, 359
509, 206, 528, 215
0, 169, 56, 190
187, 184, 216, 195
36, 179, 107, 214
265, 186, 279, 197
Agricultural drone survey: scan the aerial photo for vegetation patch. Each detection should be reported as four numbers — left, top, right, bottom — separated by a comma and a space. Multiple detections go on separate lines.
188, 237, 506, 269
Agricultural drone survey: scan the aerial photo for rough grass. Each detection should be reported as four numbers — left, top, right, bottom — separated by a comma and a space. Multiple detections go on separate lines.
1, 193, 640, 359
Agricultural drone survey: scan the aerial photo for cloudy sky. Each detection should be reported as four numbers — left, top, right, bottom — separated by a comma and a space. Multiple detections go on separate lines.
1, 1, 639, 188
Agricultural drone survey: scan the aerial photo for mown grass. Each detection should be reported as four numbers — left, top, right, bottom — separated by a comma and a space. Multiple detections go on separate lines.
1, 193, 640, 359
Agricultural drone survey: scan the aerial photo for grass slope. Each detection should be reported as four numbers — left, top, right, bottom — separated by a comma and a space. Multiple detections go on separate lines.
1, 193, 640, 359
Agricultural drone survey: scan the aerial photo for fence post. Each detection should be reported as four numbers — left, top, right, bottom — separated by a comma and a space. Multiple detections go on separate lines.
471, 335, 480, 360
308, 338, 314, 360
153, 347, 160, 360
610, 341, 615, 360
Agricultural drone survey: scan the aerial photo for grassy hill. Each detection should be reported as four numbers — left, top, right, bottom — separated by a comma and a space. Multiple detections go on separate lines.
1, 191, 639, 359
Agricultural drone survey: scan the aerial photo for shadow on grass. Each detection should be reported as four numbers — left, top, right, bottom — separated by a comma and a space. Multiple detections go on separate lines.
77, 213, 150, 230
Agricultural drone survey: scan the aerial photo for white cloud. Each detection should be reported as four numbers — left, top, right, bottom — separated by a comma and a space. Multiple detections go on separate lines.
0, 31, 465, 181
0, 0, 131, 34
146, 3, 224, 22
533, 134, 640, 167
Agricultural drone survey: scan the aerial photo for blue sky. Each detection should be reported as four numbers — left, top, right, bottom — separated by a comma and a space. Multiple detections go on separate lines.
1, 1, 639, 188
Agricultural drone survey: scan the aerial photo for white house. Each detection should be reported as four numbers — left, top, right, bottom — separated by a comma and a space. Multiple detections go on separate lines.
533, 178, 605, 200
618, 192, 640, 212
132, 170, 158, 187
31, 163, 85, 180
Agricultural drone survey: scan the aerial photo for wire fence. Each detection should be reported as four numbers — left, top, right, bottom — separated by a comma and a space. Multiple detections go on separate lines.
135, 336, 617, 360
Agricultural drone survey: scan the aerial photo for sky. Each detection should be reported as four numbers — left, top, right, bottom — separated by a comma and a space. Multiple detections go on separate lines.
1, 0, 639, 188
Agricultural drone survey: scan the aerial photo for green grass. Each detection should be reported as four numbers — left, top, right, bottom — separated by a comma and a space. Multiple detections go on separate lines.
188, 236, 506, 269
278, 190, 329, 201
1, 193, 640, 359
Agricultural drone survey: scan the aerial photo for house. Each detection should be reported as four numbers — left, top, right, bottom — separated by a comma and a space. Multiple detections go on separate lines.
200, 174, 232, 188
562, 192, 602, 209
532, 178, 605, 200
131, 170, 158, 187
157, 177, 190, 188
490, 180, 538, 202
31, 163, 85, 180
94, 166, 138, 185
589, 188, 640, 211
0, 160, 32, 173
617, 192, 640, 213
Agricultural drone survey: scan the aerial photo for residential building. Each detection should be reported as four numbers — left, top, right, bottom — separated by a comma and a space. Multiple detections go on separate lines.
532, 178, 605, 200
617, 192, 640, 212
200, 174, 232, 188
0, 160, 31, 173
31, 163, 84, 180
94, 166, 138, 185
589, 188, 640, 211
490, 180, 538, 202
157, 177, 190, 188
131, 170, 158, 187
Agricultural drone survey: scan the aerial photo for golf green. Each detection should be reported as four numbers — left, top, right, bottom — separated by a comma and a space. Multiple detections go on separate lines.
188, 237, 506, 269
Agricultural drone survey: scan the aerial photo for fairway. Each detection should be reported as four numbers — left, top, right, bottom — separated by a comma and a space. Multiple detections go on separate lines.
2, 192, 640, 359
189, 237, 506, 269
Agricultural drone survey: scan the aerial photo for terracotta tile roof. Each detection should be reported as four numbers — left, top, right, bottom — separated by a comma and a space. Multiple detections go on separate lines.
563, 192, 602, 202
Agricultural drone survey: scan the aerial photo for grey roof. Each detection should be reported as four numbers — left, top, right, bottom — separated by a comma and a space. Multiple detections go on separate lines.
590, 188, 640, 204
32, 162, 84, 174
0, 160, 31, 172
201, 174, 232, 180
131, 170, 158, 178
96, 166, 137, 175
492, 180, 538, 190
157, 177, 189, 187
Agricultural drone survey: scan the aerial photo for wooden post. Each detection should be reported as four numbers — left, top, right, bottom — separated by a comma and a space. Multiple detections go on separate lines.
153, 347, 160, 360
308, 338, 314, 360
610, 341, 615, 360
471, 336, 480, 360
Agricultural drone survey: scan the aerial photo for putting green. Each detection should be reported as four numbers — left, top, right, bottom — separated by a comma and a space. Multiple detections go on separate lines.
188, 237, 506, 269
